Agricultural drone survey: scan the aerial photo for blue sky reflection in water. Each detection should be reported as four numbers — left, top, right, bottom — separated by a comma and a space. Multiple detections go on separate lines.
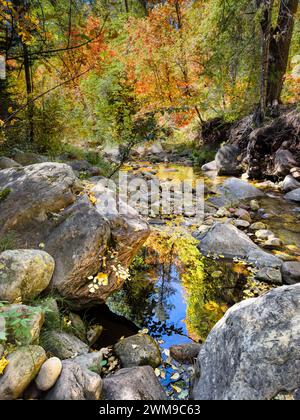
107, 263, 194, 349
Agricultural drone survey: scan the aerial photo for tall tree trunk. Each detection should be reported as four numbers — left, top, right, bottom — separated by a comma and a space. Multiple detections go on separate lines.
124, 0, 129, 13
23, 41, 34, 143
267, 0, 299, 109
255, 0, 274, 124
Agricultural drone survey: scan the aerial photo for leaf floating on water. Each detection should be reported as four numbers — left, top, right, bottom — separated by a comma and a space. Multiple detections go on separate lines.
155, 368, 160, 377
171, 384, 182, 393
171, 372, 180, 381
163, 349, 170, 357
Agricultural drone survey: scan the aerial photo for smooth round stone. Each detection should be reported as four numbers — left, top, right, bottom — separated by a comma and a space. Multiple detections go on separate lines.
250, 200, 260, 211
263, 238, 282, 248
255, 229, 275, 240
233, 219, 250, 228
35, 357, 62, 391
234, 208, 251, 222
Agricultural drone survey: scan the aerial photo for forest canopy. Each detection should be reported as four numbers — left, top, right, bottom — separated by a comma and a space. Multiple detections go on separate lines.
0, 0, 299, 153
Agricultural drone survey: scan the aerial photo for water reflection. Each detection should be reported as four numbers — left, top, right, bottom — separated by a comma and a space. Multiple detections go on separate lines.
107, 256, 249, 348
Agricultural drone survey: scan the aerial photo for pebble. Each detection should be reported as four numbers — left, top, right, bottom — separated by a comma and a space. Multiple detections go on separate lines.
215, 208, 231, 218
250, 222, 267, 231
233, 219, 250, 228
255, 229, 275, 240
263, 238, 282, 248
35, 357, 63, 392
250, 200, 260, 211
234, 208, 252, 222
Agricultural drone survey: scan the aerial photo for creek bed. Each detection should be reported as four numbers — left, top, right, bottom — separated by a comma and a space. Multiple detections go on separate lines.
97, 162, 300, 398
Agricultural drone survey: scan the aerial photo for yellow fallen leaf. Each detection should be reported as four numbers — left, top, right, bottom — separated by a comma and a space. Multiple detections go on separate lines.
88, 193, 97, 205
171, 384, 182, 393
95, 272, 109, 286
286, 244, 299, 251
0, 357, 9, 375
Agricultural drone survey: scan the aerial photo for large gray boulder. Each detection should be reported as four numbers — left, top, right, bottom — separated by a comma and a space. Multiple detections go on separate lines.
208, 178, 264, 207
284, 188, 300, 203
197, 223, 282, 269
45, 190, 149, 307
92, 182, 150, 269
0, 345, 46, 400
0, 163, 80, 237
44, 354, 103, 400
215, 145, 243, 176
102, 366, 167, 400
0, 164, 150, 307
114, 334, 162, 368
192, 285, 300, 400
0, 250, 55, 303
44, 196, 111, 306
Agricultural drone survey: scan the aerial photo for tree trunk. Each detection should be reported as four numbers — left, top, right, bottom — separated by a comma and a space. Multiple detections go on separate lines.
23, 41, 34, 143
124, 0, 129, 13
255, 0, 274, 123
266, 0, 299, 108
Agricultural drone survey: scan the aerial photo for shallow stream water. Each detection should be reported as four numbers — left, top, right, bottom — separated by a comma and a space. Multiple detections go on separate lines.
98, 162, 299, 398
104, 163, 299, 340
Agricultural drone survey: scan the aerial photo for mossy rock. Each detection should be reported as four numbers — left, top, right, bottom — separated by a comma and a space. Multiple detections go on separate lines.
114, 334, 162, 368
0, 249, 55, 303
40, 330, 89, 359
0, 345, 46, 400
